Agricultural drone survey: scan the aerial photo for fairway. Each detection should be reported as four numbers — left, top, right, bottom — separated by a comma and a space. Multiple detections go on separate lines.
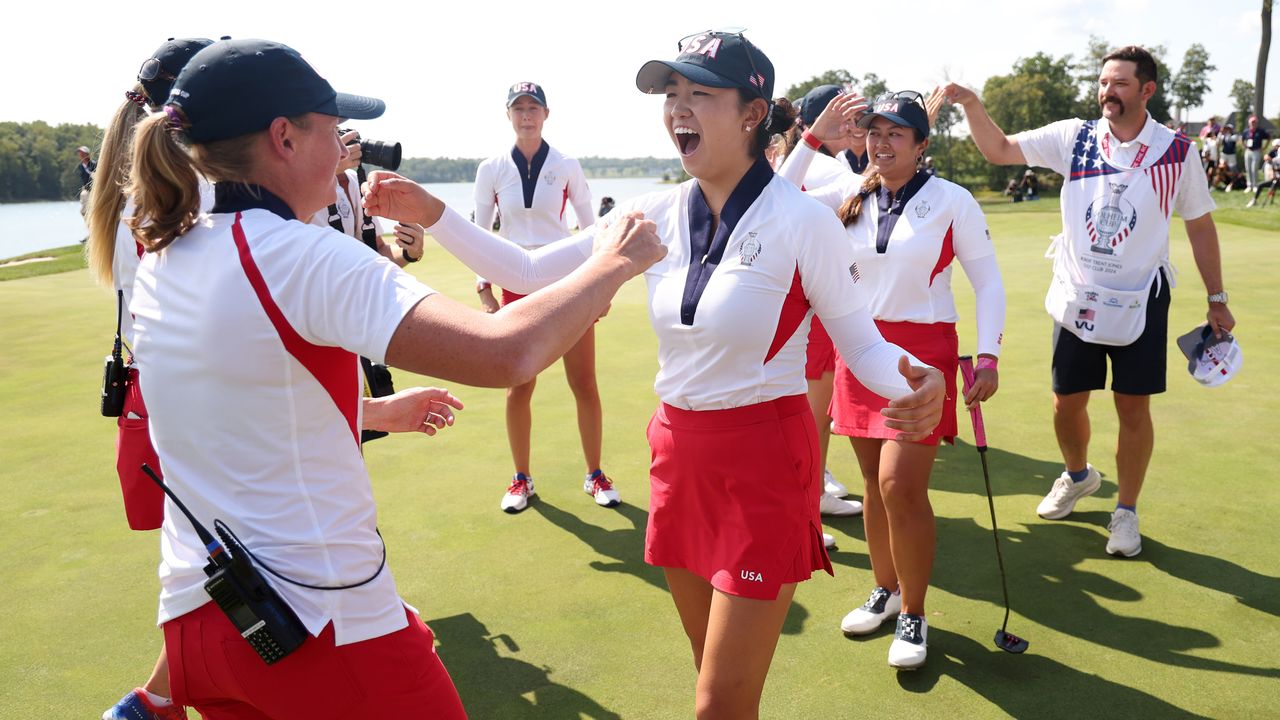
1, 200, 1276, 719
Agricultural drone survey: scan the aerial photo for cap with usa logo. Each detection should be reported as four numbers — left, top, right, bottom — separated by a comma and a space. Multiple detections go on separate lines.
507, 81, 547, 108
635, 30, 774, 100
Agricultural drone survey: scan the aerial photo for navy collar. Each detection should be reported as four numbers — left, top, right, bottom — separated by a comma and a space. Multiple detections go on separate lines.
511, 140, 551, 209
844, 149, 870, 174
873, 170, 931, 254
211, 183, 297, 221
680, 158, 775, 325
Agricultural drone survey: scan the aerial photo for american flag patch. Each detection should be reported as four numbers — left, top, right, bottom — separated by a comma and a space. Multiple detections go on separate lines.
850, 263, 861, 282
1078, 308, 1095, 321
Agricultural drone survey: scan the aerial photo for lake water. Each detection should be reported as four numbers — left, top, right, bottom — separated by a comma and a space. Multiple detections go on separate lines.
0, 176, 673, 261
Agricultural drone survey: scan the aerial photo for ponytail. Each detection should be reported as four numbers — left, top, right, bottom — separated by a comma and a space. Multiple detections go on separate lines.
125, 113, 202, 252
837, 170, 882, 227
85, 87, 147, 288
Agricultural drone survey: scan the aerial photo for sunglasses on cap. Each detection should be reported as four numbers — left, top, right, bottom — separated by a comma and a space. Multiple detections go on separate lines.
137, 57, 175, 83
677, 26, 768, 99
871, 90, 925, 109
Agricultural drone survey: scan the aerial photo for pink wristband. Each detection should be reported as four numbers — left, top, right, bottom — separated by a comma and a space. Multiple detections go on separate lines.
976, 357, 998, 371
802, 130, 823, 150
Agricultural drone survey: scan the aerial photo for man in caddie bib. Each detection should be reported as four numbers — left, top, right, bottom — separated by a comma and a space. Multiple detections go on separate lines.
940, 46, 1235, 558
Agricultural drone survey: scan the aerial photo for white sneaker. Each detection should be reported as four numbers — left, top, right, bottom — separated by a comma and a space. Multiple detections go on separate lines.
1246, 198, 1257, 208
841, 586, 902, 635
820, 492, 863, 517
583, 470, 621, 508
1106, 508, 1142, 557
823, 533, 836, 550
888, 613, 928, 669
823, 468, 849, 497
501, 474, 535, 514
1036, 464, 1101, 519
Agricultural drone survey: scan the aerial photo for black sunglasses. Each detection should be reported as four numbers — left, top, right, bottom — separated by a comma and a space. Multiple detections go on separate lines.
677, 27, 767, 99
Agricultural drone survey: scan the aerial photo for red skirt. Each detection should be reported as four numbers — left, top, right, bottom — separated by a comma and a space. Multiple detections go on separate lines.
831, 321, 958, 446
805, 316, 836, 380
645, 394, 833, 600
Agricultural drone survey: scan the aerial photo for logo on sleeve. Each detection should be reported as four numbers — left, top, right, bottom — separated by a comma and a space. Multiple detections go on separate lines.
738, 231, 761, 266
740, 569, 764, 583
849, 262, 862, 283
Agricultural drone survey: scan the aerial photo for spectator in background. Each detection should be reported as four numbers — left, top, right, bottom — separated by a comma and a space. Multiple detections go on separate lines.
76, 145, 96, 217
598, 195, 616, 217
1246, 138, 1280, 208
1004, 176, 1024, 202
1199, 115, 1222, 139
1242, 115, 1271, 194
1020, 168, 1040, 200
1219, 124, 1240, 187
1201, 129, 1220, 177
921, 156, 937, 177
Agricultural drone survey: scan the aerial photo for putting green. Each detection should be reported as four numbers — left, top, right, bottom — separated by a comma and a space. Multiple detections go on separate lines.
1, 199, 1275, 718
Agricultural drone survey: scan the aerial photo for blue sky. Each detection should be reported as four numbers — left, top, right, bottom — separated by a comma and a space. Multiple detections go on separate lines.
5, 0, 1273, 158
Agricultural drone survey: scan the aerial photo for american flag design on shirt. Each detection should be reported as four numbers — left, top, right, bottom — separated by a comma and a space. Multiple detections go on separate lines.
1069, 121, 1123, 182
1144, 135, 1191, 218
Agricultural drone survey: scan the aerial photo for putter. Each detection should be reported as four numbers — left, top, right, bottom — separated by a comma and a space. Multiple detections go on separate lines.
958, 355, 1029, 655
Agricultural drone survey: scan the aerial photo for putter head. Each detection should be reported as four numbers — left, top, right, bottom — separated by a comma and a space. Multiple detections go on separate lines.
995, 629, 1029, 654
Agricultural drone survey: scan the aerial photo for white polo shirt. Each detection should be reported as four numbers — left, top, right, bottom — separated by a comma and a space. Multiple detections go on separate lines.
800, 150, 853, 191
473, 141, 594, 247
781, 143, 1005, 356
131, 188, 432, 645
1016, 113, 1214, 292
429, 161, 919, 410
307, 169, 384, 240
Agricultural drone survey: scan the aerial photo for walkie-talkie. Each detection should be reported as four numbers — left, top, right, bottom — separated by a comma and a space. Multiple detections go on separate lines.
100, 290, 128, 417
141, 464, 308, 664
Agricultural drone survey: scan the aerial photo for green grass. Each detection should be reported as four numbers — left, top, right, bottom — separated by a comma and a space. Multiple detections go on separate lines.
0, 243, 86, 281
1, 210, 1277, 718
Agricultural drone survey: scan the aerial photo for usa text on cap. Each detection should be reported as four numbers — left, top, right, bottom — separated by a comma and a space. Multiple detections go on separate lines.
635, 30, 774, 101
507, 82, 547, 108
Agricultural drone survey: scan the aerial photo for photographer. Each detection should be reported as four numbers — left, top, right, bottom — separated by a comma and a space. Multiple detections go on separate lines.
125, 38, 663, 718
309, 128, 425, 267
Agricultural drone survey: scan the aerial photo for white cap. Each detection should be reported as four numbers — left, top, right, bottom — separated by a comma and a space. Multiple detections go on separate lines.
1178, 325, 1242, 388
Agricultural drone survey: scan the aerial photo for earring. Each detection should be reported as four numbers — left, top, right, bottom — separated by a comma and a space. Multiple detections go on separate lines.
745, 125, 753, 132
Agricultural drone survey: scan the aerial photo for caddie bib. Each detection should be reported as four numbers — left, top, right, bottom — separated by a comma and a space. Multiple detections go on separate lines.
1046, 119, 1192, 345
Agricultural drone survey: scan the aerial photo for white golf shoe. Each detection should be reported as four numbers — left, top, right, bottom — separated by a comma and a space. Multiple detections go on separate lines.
583, 470, 621, 508
823, 468, 849, 497
1106, 508, 1142, 557
841, 586, 902, 635
501, 474, 535, 514
820, 492, 863, 517
1036, 464, 1101, 519
888, 613, 928, 669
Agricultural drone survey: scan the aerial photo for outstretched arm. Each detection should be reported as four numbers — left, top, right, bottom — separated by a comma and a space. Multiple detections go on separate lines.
1184, 213, 1235, 338
940, 83, 1027, 166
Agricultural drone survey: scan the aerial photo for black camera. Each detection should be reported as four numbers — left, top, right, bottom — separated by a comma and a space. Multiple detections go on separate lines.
340, 128, 402, 171
360, 358, 396, 444
101, 354, 128, 417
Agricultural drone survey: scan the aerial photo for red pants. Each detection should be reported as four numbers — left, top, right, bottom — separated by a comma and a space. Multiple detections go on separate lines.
164, 602, 466, 719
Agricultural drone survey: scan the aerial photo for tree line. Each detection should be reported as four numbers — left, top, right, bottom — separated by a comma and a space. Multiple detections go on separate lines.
0, 121, 103, 202
397, 156, 682, 183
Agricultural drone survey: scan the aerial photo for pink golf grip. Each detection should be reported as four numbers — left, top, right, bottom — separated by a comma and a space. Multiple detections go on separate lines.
958, 355, 987, 448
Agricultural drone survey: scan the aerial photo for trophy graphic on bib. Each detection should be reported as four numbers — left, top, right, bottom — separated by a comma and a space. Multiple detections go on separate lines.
1090, 183, 1128, 255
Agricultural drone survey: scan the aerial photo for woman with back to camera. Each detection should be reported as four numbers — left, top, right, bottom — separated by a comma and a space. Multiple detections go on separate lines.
124, 37, 663, 718
364, 30, 945, 716
85, 37, 214, 720
780, 90, 1005, 669
473, 81, 614, 514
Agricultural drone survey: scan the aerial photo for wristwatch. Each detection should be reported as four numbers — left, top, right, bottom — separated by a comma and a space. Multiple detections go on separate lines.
1207, 291, 1228, 304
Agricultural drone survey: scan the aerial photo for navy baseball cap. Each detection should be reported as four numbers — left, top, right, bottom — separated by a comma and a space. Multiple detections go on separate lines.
166, 39, 384, 144
800, 84, 843, 127
137, 38, 214, 110
635, 30, 774, 100
858, 91, 930, 138
507, 82, 547, 108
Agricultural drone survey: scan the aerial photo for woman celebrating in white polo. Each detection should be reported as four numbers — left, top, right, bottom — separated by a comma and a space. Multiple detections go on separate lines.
365, 31, 945, 716
781, 90, 1006, 669
473, 82, 614, 513
124, 38, 663, 718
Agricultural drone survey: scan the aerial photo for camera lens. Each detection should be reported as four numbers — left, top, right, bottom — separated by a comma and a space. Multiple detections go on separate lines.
360, 140, 402, 171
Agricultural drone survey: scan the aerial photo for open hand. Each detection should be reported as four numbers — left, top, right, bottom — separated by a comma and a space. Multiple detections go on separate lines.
881, 356, 945, 442
593, 211, 666, 277
362, 387, 464, 435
